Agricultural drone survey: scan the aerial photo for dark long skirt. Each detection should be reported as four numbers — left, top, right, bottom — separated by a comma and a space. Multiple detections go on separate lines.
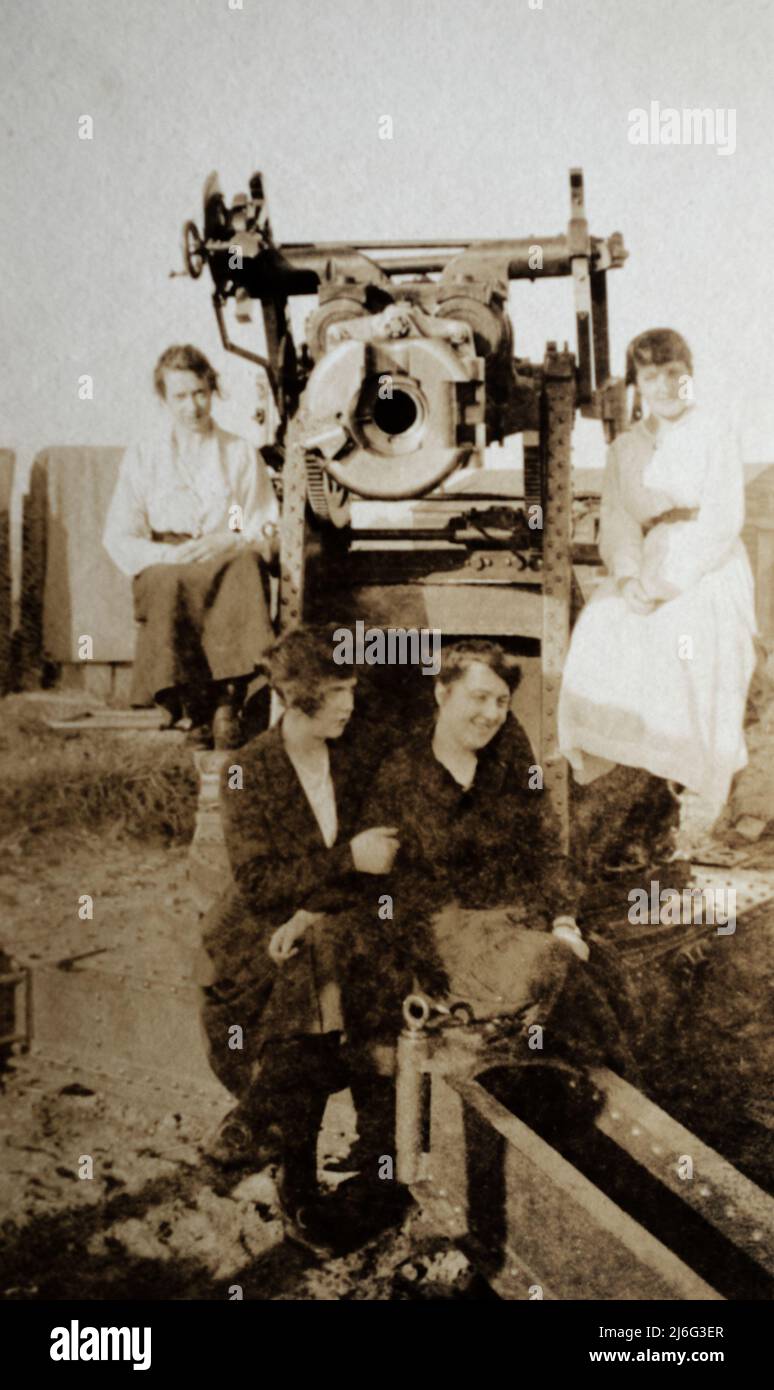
130, 549, 274, 706
197, 890, 344, 1105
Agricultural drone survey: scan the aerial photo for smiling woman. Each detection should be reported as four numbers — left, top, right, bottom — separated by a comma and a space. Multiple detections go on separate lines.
344, 643, 603, 1026
558, 328, 757, 822
102, 345, 280, 747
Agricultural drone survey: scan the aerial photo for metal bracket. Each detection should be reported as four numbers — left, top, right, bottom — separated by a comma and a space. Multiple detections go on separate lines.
540, 350, 575, 850
279, 418, 311, 627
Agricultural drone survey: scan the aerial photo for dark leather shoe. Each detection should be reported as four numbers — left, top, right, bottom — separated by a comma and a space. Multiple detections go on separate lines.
274, 1166, 331, 1254
334, 1173, 414, 1223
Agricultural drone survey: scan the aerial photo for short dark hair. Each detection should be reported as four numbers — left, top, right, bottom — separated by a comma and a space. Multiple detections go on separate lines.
625, 328, 693, 386
262, 625, 355, 716
437, 640, 521, 694
153, 344, 219, 399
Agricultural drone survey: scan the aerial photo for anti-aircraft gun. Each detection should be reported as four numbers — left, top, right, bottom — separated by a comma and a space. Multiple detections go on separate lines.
174, 178, 774, 1299
179, 168, 628, 838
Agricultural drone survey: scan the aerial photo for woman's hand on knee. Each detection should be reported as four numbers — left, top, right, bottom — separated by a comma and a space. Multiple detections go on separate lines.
268, 909, 323, 964
177, 534, 245, 564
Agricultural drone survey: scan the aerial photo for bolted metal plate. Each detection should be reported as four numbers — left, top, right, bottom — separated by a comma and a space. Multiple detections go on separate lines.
591, 1067, 774, 1280
419, 1069, 722, 1301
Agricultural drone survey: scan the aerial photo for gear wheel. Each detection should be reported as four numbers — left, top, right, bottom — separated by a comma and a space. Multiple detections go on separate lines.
306, 461, 351, 528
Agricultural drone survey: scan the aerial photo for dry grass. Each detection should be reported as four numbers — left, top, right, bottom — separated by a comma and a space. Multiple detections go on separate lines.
0, 702, 198, 848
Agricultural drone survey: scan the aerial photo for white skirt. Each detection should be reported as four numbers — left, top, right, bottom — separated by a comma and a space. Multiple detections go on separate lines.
558, 542, 757, 805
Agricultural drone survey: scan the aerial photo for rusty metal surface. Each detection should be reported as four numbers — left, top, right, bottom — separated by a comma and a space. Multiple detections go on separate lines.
540, 353, 575, 849
279, 418, 309, 628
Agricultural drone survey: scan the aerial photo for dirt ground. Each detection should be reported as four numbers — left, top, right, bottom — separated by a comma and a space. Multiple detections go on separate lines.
1, 675, 773, 1301
0, 833, 497, 1300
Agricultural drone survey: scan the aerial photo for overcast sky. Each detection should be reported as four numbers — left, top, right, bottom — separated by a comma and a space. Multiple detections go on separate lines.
2, 0, 773, 469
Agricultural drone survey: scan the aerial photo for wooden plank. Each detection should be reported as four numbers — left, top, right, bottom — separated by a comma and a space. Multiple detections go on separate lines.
306, 581, 544, 639
422, 1070, 722, 1300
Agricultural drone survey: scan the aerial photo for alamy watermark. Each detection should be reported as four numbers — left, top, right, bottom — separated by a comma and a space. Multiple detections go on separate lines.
50, 1321, 151, 1370
628, 102, 736, 156
333, 622, 441, 676
628, 881, 736, 935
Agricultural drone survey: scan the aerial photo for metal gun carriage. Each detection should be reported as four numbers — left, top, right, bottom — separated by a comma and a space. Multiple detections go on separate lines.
181, 166, 628, 840
175, 168, 774, 1297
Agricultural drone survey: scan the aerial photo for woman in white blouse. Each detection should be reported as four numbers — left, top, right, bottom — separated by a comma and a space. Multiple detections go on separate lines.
103, 345, 279, 745
559, 328, 757, 837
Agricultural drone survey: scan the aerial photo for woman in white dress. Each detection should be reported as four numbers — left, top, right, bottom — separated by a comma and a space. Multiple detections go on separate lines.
559, 328, 757, 832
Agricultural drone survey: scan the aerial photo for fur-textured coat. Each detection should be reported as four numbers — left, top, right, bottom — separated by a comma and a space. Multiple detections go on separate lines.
199, 721, 376, 1097
337, 714, 586, 1041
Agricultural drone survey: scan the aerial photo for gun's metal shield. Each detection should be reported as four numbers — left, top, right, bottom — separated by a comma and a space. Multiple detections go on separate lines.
300, 305, 486, 500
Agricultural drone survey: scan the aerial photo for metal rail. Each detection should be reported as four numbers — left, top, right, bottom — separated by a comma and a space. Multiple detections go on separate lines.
396, 1000, 774, 1300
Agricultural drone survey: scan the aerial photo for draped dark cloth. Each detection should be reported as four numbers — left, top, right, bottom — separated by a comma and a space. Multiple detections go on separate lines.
130, 541, 274, 705
341, 717, 642, 1078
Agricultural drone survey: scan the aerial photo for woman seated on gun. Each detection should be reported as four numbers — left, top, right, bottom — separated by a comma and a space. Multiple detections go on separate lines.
198, 625, 403, 1253
558, 328, 757, 863
102, 344, 279, 748
345, 640, 636, 1079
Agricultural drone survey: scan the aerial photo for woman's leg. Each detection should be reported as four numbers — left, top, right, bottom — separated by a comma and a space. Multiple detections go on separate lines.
131, 553, 274, 729
131, 563, 209, 707
571, 763, 675, 876
259, 1034, 350, 1246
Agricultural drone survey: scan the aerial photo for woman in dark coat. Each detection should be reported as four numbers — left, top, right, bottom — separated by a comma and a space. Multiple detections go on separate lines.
344, 640, 640, 1079
198, 625, 400, 1247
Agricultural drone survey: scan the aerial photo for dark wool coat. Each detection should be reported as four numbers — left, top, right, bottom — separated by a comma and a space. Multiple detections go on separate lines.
341, 716, 642, 1074
199, 720, 377, 1098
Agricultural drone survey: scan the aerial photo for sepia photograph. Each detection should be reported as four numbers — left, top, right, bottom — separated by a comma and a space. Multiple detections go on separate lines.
0, 0, 772, 1357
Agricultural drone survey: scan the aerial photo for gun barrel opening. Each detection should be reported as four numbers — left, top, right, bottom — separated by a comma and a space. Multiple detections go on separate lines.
355, 378, 428, 457
372, 389, 419, 436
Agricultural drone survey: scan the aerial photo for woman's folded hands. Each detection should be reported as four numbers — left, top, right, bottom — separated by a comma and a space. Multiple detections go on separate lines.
617, 575, 657, 615
175, 532, 248, 564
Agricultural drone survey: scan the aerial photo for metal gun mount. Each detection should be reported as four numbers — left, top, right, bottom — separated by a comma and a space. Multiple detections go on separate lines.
179, 167, 628, 839
181, 166, 627, 455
